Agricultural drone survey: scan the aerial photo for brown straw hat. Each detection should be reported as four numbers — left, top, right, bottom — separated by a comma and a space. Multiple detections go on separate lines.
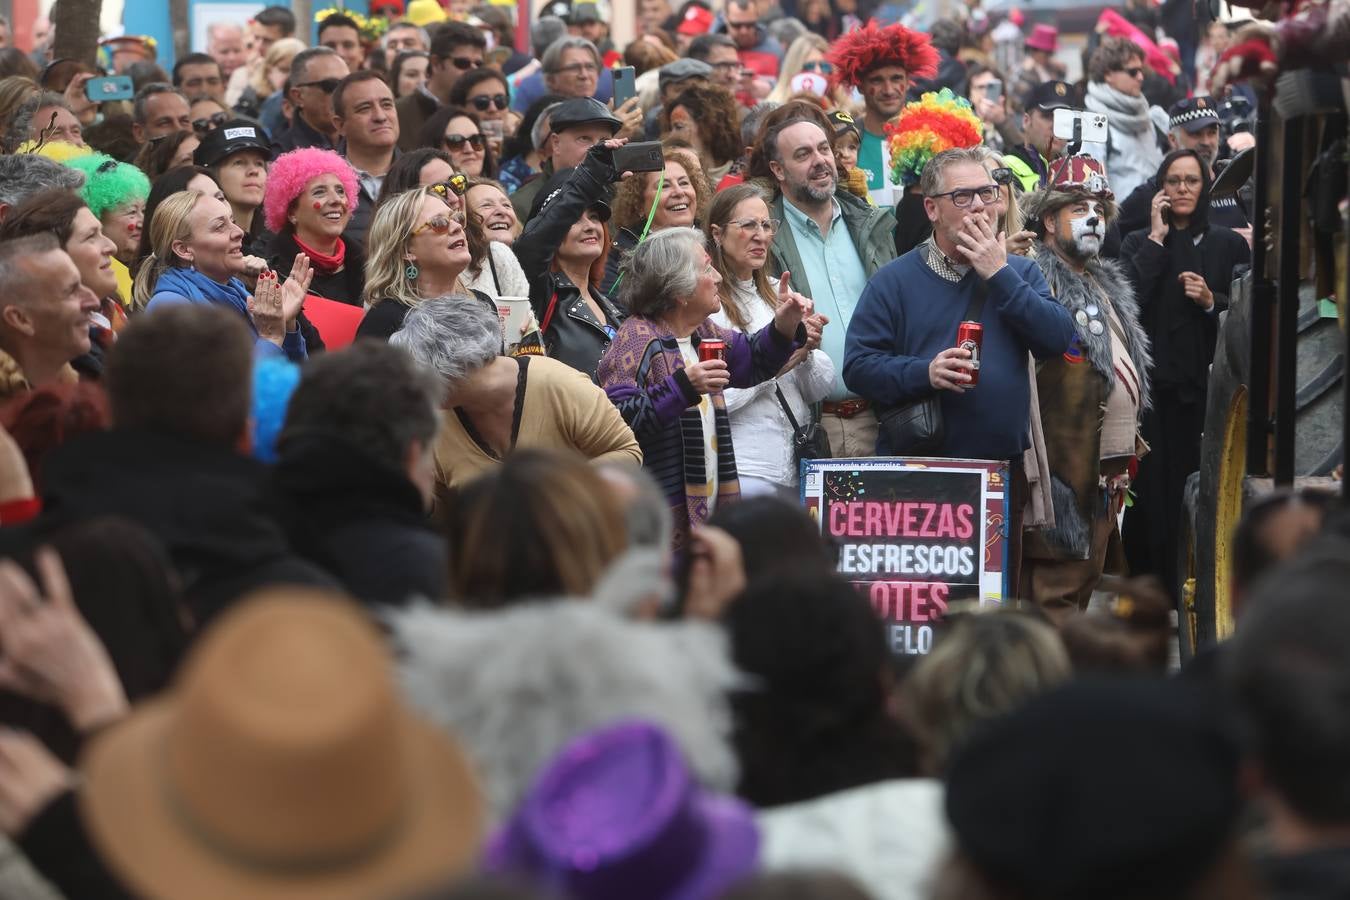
79, 588, 482, 900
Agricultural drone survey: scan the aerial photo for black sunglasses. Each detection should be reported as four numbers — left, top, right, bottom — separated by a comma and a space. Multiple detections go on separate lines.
297, 77, 342, 93
448, 56, 482, 71
470, 93, 508, 112
990, 166, 1015, 186
193, 111, 229, 135
1119, 66, 1145, 78
443, 133, 485, 151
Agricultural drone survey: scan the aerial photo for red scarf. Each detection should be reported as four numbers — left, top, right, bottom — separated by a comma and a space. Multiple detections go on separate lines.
293, 234, 346, 273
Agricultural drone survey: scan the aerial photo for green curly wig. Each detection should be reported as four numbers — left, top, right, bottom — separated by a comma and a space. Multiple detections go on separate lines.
65, 152, 150, 219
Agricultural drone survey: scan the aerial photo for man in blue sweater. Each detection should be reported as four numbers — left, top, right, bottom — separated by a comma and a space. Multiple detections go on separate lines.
844, 147, 1075, 462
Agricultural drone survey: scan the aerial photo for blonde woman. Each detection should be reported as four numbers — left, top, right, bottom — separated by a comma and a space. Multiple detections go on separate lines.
978, 146, 1035, 256
356, 185, 493, 341
766, 35, 850, 107
134, 190, 312, 361
252, 37, 306, 131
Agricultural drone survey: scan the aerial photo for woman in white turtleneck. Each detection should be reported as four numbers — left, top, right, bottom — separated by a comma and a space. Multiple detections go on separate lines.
707, 183, 833, 498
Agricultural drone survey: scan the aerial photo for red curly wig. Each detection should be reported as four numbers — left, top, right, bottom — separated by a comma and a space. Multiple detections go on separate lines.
828, 23, 940, 88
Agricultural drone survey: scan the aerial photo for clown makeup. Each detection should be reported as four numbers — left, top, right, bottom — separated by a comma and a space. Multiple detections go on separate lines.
1054, 199, 1106, 261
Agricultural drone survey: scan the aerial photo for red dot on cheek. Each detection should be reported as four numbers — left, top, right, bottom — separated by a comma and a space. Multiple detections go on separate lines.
312, 201, 322, 210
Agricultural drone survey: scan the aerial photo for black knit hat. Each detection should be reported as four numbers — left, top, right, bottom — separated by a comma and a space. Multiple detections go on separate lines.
946, 678, 1242, 900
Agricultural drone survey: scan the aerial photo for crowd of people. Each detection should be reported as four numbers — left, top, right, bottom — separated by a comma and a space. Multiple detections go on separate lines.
0, 0, 1339, 896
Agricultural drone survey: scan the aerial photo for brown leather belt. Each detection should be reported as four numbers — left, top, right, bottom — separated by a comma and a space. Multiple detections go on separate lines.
821, 398, 870, 419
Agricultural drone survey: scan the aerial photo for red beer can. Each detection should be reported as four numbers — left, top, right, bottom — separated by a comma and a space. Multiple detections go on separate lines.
698, 338, 726, 363
956, 321, 983, 387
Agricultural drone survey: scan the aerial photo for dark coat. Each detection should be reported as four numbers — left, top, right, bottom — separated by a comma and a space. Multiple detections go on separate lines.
1025, 246, 1152, 561
395, 89, 438, 153
267, 229, 367, 308
272, 435, 446, 607
37, 429, 336, 627
356, 290, 498, 341
516, 153, 626, 381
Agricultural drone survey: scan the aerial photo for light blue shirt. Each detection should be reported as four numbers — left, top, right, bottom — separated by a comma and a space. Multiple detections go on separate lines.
781, 197, 869, 400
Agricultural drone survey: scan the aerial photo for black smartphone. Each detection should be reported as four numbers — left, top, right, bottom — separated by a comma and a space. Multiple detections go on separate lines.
613, 141, 665, 173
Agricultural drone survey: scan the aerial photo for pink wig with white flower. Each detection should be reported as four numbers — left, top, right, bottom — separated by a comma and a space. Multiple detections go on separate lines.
262, 147, 359, 234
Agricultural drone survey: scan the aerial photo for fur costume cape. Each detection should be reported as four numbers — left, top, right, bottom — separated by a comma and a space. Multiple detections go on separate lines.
1031, 244, 1152, 558
827, 22, 939, 89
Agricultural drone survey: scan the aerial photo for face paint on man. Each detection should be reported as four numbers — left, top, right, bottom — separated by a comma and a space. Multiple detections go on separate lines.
1055, 200, 1106, 261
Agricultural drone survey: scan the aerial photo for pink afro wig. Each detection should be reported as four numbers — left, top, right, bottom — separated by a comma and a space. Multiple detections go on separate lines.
828, 22, 940, 88
263, 147, 360, 234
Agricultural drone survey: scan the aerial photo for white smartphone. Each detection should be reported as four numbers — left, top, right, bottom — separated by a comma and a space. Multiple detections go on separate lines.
1053, 108, 1109, 145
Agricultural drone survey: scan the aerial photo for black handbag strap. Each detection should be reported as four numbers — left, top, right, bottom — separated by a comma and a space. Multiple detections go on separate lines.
774, 383, 803, 431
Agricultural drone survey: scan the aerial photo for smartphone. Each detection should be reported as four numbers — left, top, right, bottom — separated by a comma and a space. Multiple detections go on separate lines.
85, 75, 134, 103
1052, 108, 1109, 145
613, 140, 665, 173
612, 65, 636, 109
984, 79, 1003, 102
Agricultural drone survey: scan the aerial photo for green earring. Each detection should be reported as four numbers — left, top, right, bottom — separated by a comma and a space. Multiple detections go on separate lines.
405, 262, 419, 281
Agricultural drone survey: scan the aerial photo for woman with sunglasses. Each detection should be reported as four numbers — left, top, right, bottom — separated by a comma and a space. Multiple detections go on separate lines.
1083, 37, 1164, 201
766, 35, 848, 106
516, 139, 629, 380
707, 183, 832, 498
388, 50, 429, 99
375, 148, 464, 214
603, 145, 709, 296
449, 68, 519, 158
419, 105, 496, 178
357, 185, 497, 341
187, 96, 228, 136
262, 148, 366, 308
1118, 148, 1249, 591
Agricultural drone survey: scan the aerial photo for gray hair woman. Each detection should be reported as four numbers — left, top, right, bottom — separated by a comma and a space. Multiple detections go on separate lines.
596, 227, 816, 552
392, 295, 641, 501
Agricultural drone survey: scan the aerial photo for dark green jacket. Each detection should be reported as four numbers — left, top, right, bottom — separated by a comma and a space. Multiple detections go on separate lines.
767, 189, 897, 299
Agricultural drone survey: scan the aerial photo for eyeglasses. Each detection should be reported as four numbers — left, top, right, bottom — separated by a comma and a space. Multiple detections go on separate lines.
193, 111, 229, 134
730, 217, 779, 234
297, 77, 342, 93
448, 56, 482, 71
411, 212, 464, 236
928, 184, 1000, 208
553, 61, 599, 75
1164, 175, 1203, 190
1117, 66, 1145, 78
429, 175, 468, 198
470, 93, 508, 111
443, 132, 485, 151
801, 60, 834, 75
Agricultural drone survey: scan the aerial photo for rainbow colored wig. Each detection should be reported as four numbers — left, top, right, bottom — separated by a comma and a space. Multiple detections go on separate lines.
263, 147, 359, 235
65, 152, 151, 219
886, 88, 983, 187
827, 22, 939, 89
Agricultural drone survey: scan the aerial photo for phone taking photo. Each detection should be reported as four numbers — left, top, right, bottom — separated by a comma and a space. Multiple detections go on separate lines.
984, 79, 1002, 102
612, 66, 636, 109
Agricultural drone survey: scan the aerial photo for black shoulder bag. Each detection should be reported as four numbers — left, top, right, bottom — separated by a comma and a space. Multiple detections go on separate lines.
775, 384, 831, 464
876, 277, 988, 455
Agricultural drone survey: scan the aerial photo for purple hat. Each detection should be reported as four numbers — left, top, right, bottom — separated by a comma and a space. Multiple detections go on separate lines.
485, 720, 758, 900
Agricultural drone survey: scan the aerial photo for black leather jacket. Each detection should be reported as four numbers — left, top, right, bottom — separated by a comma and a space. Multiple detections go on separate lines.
516, 148, 626, 382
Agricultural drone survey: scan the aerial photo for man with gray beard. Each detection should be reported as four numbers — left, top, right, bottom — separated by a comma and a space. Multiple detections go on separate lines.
766, 116, 896, 456
1020, 155, 1153, 621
